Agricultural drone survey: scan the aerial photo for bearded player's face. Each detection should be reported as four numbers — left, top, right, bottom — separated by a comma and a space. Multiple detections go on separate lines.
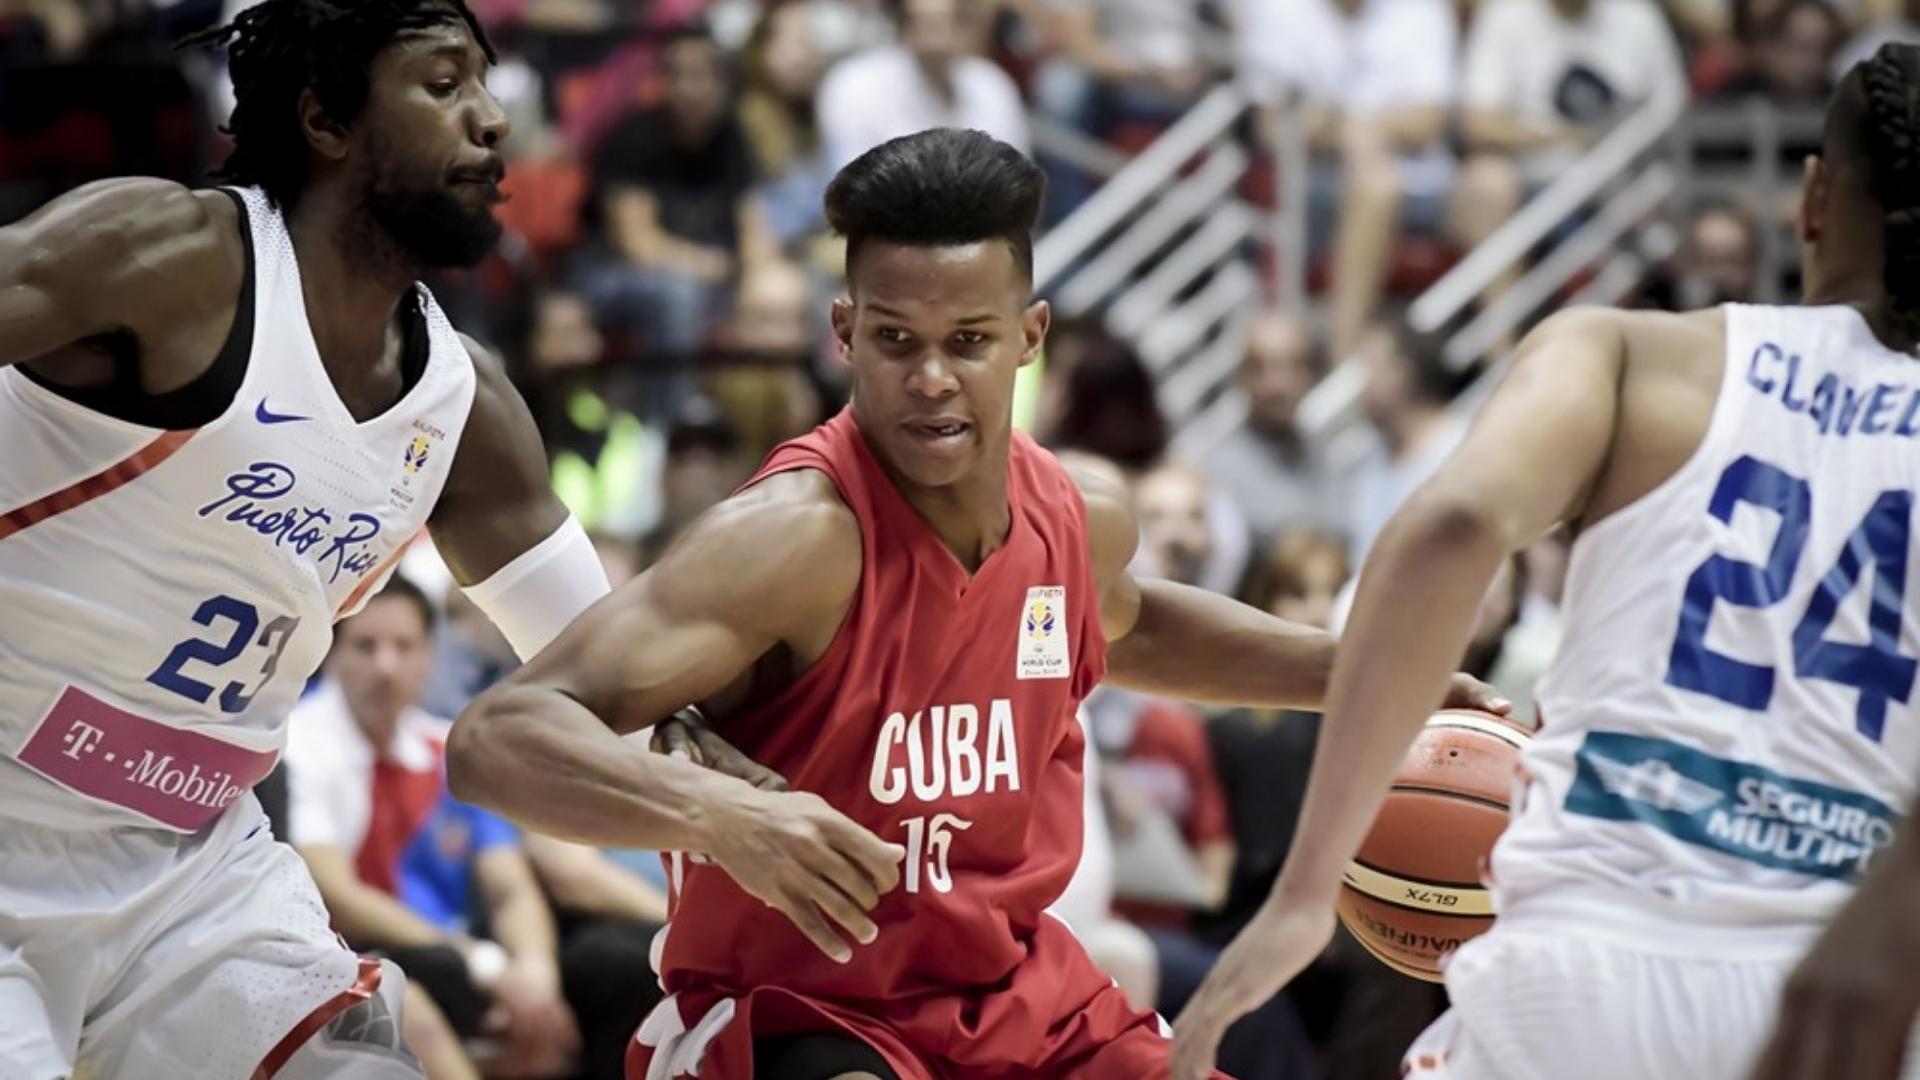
352, 22, 509, 269
834, 241, 1048, 490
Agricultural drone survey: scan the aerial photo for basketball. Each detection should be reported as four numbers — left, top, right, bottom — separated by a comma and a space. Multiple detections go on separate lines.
1336, 709, 1531, 982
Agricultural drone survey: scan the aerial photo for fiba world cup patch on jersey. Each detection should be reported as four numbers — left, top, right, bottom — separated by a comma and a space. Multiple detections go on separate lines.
389, 418, 447, 510
1016, 586, 1070, 680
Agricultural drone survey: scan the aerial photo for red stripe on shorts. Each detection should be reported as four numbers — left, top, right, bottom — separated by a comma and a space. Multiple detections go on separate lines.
252, 956, 383, 1079
0, 429, 197, 541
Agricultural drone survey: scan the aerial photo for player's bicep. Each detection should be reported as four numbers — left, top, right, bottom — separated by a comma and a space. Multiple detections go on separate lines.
1419, 308, 1625, 548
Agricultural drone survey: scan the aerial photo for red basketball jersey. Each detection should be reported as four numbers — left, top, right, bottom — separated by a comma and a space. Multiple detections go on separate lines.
659, 408, 1106, 1001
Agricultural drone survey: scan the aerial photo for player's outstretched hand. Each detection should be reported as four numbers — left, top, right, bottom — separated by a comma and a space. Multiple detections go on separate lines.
653, 708, 789, 791
1172, 900, 1336, 1080
1442, 673, 1513, 716
1747, 885, 1920, 1080
707, 788, 905, 963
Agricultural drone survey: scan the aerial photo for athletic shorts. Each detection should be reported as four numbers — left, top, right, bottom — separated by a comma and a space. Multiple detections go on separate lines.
1401, 923, 1920, 1080
626, 914, 1235, 1079
0, 796, 387, 1080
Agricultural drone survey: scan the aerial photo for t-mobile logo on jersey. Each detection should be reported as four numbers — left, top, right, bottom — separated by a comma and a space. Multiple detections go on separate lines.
15, 687, 278, 831
867, 699, 1020, 894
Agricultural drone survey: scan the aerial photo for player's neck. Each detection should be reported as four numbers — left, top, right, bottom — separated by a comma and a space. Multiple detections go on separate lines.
286, 189, 421, 372
897, 461, 1013, 575
1803, 269, 1916, 350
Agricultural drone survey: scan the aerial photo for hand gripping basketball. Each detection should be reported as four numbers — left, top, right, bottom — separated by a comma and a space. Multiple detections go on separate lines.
705, 788, 907, 963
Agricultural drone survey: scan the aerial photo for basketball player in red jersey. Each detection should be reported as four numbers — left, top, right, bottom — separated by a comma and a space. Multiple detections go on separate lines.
452, 128, 1507, 1080
0, 3, 894, 1075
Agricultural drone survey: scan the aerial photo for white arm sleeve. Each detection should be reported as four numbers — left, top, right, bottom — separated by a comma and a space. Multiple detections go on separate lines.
460, 515, 611, 661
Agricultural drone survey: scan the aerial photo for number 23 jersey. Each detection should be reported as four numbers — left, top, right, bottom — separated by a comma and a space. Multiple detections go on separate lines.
658, 408, 1107, 1000
1501, 303, 1920, 947
0, 185, 474, 833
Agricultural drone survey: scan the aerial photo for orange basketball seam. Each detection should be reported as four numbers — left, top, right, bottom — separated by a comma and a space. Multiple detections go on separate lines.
1385, 785, 1510, 812
1349, 856, 1487, 891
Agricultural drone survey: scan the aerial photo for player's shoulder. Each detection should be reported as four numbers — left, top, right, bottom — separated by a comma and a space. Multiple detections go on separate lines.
456, 330, 506, 384
1054, 449, 1137, 583
720, 468, 862, 553
684, 468, 863, 597
1521, 305, 1722, 358
21, 178, 238, 273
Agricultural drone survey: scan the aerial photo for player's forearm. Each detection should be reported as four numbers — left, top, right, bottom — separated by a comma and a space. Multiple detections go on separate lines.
448, 683, 746, 852
319, 877, 457, 952
489, 881, 559, 971
1105, 578, 1335, 709
1269, 494, 1510, 906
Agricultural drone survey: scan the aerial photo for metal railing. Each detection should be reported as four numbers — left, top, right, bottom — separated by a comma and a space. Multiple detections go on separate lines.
1176, 86, 1688, 459
1033, 84, 1309, 445
1045, 77, 1698, 463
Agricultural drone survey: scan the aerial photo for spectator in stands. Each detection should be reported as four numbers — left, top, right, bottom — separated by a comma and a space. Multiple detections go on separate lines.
286, 578, 579, 1079
1199, 528, 1345, 953
738, 2, 836, 251
1203, 311, 1340, 543
645, 395, 751, 556
0, 0, 91, 61
1453, 0, 1686, 307
519, 834, 668, 1080
816, 0, 1030, 168
1206, 528, 1458, 1079
1133, 460, 1252, 598
1346, 323, 1468, 562
1078, 482, 1319, 1078
1835, 0, 1920, 75
420, 587, 520, 722
583, 24, 777, 407
515, 289, 659, 542
1045, 324, 1170, 473
708, 260, 827, 459
1024, 0, 1207, 214
1237, 0, 1459, 362
1679, 200, 1763, 304
1717, 0, 1846, 102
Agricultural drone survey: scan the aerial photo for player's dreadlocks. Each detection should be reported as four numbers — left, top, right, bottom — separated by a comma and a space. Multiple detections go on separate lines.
1859, 45, 1920, 349
178, 0, 495, 211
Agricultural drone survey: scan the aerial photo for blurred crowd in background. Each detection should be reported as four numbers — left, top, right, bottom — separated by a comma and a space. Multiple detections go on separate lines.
2, 0, 1911, 1076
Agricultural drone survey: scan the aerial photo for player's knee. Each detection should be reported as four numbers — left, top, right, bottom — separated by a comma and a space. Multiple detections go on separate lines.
274, 959, 424, 1079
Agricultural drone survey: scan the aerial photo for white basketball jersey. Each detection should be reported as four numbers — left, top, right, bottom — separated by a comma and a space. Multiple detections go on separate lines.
0, 185, 475, 833
1494, 304, 1920, 949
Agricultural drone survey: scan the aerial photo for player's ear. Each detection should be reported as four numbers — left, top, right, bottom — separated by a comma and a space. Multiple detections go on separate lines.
1019, 299, 1050, 369
831, 297, 856, 365
299, 88, 351, 162
1798, 154, 1828, 250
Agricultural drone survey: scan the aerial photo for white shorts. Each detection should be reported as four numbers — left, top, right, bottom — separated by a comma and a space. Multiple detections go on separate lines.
0, 796, 415, 1080
1402, 924, 1920, 1080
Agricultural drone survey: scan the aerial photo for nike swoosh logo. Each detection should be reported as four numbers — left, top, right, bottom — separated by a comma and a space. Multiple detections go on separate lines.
255, 399, 309, 425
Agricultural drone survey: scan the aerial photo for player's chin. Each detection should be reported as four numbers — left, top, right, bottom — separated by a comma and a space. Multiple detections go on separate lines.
895, 444, 975, 487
